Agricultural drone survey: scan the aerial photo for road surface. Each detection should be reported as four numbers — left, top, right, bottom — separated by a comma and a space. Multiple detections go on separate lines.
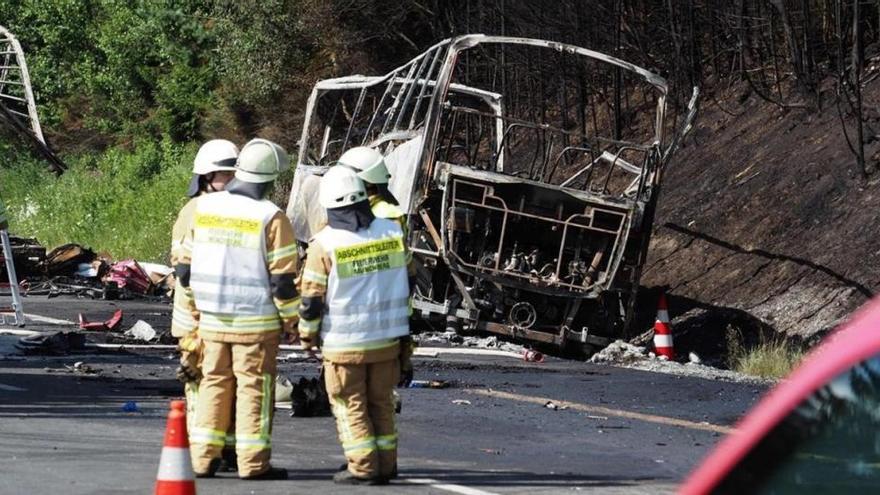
0, 296, 766, 494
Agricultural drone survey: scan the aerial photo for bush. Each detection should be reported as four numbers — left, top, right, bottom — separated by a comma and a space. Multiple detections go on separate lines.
0, 140, 196, 262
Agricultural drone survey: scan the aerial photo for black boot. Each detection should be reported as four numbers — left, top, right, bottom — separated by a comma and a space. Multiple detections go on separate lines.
242, 466, 288, 480
218, 448, 237, 472
333, 469, 380, 486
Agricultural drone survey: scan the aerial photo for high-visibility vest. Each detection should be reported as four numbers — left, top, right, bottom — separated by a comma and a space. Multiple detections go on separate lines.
189, 191, 281, 334
313, 218, 410, 351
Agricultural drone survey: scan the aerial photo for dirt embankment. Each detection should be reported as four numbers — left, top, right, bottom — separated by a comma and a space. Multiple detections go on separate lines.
642, 81, 880, 344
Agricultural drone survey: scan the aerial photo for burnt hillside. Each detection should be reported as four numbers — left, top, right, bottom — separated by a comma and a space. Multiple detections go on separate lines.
644, 76, 880, 339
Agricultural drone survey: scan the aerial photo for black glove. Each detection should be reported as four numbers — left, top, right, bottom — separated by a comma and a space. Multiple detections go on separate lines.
176, 350, 202, 384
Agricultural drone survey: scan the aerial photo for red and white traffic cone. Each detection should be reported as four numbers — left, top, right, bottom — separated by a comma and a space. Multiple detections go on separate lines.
155, 400, 196, 495
653, 293, 675, 361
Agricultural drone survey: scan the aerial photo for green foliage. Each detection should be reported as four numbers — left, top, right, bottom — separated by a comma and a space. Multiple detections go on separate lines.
0, 142, 195, 262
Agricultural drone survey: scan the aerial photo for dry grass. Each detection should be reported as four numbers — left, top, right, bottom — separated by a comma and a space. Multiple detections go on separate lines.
726, 327, 805, 380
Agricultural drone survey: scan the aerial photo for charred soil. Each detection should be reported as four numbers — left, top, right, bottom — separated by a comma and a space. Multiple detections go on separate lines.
641, 79, 880, 350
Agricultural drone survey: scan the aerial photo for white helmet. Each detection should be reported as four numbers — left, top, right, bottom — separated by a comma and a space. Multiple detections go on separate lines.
193, 139, 239, 174
319, 166, 367, 209
235, 138, 290, 184
338, 146, 390, 185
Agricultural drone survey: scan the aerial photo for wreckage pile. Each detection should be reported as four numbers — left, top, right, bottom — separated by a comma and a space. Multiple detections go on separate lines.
7, 237, 174, 300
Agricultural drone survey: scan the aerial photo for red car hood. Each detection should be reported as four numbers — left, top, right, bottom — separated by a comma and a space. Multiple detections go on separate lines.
680, 296, 880, 494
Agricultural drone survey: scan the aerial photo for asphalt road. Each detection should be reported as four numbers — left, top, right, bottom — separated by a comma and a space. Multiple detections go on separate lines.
0, 296, 767, 494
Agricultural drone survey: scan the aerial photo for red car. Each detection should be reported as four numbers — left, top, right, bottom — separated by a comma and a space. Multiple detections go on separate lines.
681, 296, 880, 494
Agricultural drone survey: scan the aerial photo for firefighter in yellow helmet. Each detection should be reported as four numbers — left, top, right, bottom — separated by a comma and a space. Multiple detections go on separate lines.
170, 139, 239, 470
179, 138, 299, 480
336, 146, 406, 234
299, 165, 415, 485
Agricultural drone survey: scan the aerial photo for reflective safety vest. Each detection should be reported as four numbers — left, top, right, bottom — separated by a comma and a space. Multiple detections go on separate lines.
313, 218, 410, 351
189, 191, 281, 334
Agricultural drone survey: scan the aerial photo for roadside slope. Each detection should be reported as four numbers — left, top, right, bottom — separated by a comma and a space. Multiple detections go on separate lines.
643, 82, 880, 340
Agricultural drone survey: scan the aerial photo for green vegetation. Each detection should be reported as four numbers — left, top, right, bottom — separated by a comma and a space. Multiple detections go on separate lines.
1, 141, 194, 262
726, 329, 806, 380
0, 1, 320, 259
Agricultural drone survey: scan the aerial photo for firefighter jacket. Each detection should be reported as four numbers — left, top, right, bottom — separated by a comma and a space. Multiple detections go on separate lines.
170, 198, 199, 337
179, 191, 300, 343
368, 194, 406, 235
299, 217, 414, 363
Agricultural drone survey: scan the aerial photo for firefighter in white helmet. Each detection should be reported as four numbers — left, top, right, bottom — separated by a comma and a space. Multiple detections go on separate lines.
299, 165, 415, 485
336, 146, 406, 233
179, 138, 299, 480
170, 139, 239, 470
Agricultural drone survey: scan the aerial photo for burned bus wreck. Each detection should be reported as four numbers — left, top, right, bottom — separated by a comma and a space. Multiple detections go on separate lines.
287, 34, 698, 353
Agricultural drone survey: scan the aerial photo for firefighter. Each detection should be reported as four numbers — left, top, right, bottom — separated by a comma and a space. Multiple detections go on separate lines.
179, 138, 299, 480
336, 146, 406, 232
170, 139, 239, 470
299, 165, 415, 485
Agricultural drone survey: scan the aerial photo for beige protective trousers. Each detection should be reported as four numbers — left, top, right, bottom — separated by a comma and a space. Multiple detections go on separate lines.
181, 342, 235, 458
324, 358, 400, 479
190, 335, 278, 477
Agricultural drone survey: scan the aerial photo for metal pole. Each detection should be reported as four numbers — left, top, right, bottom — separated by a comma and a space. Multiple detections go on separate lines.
0, 229, 25, 326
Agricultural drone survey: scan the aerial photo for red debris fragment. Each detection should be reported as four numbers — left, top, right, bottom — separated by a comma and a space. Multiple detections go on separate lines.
78, 308, 123, 331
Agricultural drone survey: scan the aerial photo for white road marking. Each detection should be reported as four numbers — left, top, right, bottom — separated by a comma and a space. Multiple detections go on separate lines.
404, 478, 501, 495
0, 383, 26, 392
24, 313, 74, 325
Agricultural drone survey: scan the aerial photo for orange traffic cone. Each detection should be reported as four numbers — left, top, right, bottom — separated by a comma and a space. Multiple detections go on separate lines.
155, 400, 196, 495
653, 293, 675, 360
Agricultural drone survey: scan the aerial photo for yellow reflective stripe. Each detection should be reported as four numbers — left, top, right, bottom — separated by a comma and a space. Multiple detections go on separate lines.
322, 338, 397, 352
343, 436, 377, 454
199, 313, 281, 333
235, 435, 270, 450
299, 318, 321, 334
267, 244, 298, 263
202, 313, 279, 323
376, 434, 397, 450
302, 269, 328, 285
191, 427, 227, 446
332, 397, 353, 442
277, 298, 300, 318
261, 372, 272, 439
171, 311, 195, 329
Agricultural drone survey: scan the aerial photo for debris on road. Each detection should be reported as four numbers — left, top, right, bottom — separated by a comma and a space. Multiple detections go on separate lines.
15, 331, 86, 355
121, 401, 140, 413
544, 401, 569, 411
123, 320, 156, 342
591, 340, 771, 384
452, 399, 472, 406
78, 309, 123, 332
65, 361, 100, 374
522, 349, 545, 363
409, 380, 450, 389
